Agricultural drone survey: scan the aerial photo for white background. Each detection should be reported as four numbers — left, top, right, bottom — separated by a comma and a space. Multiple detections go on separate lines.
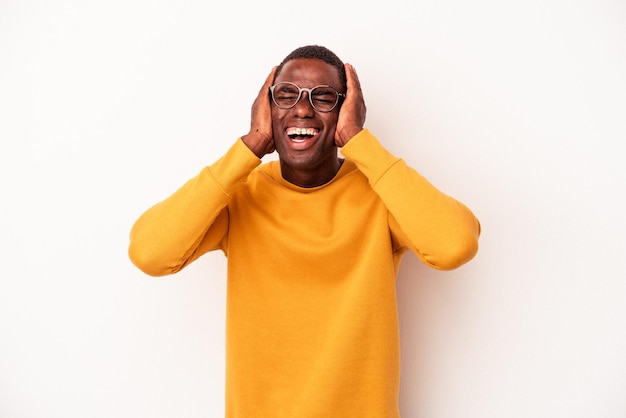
1, 0, 625, 417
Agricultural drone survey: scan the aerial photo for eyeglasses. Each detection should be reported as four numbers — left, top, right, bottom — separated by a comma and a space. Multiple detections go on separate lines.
269, 82, 345, 112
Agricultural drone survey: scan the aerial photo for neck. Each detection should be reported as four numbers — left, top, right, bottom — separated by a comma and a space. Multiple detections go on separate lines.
280, 157, 343, 188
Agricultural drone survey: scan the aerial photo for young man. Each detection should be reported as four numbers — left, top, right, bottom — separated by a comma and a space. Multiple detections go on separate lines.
129, 45, 480, 417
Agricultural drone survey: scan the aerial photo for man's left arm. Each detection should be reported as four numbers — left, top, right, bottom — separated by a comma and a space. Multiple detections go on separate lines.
341, 129, 480, 271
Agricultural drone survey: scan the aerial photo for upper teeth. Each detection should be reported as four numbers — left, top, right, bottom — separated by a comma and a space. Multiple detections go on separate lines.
287, 128, 317, 136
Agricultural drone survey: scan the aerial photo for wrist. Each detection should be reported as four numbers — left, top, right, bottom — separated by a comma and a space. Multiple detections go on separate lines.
336, 127, 363, 147
241, 131, 269, 158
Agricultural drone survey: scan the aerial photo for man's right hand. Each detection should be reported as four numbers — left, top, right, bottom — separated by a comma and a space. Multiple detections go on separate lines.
241, 67, 277, 158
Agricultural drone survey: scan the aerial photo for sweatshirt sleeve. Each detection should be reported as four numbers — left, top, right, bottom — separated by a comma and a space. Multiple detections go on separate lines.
128, 138, 261, 276
341, 129, 480, 270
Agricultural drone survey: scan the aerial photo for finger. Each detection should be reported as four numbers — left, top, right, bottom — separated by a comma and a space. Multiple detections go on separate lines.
263, 66, 278, 90
252, 67, 277, 105
345, 63, 362, 93
252, 67, 277, 113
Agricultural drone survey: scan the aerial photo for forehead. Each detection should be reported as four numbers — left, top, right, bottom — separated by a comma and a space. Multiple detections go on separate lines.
275, 59, 341, 88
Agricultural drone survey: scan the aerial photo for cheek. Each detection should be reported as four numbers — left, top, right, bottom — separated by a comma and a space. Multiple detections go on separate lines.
271, 109, 284, 133
322, 114, 339, 131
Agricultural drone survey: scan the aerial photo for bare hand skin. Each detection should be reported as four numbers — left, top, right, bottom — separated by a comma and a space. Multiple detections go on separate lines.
241, 67, 277, 158
335, 63, 367, 147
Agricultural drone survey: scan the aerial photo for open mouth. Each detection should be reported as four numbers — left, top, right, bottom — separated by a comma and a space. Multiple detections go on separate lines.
286, 127, 319, 143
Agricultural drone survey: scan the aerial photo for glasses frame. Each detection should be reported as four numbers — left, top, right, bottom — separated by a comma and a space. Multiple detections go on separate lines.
269, 82, 345, 113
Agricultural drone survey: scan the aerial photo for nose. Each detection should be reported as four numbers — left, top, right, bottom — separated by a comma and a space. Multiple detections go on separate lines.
292, 91, 315, 116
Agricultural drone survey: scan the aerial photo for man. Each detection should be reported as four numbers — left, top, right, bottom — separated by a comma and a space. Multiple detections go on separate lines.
129, 45, 480, 418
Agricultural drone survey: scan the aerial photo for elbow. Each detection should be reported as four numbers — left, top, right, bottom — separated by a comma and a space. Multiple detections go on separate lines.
424, 228, 480, 271
439, 237, 479, 270
128, 242, 174, 277
128, 219, 185, 277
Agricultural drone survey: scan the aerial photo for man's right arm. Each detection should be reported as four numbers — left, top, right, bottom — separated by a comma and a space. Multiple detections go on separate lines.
128, 138, 261, 277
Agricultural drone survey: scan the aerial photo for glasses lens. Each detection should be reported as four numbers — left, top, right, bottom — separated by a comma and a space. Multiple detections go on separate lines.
270, 82, 341, 112
272, 82, 300, 109
310, 86, 339, 112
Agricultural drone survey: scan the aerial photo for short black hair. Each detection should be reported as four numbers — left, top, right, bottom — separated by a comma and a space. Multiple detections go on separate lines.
275, 45, 346, 91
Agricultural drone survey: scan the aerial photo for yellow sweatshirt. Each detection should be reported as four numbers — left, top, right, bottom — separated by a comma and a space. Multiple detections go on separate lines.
129, 129, 480, 418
